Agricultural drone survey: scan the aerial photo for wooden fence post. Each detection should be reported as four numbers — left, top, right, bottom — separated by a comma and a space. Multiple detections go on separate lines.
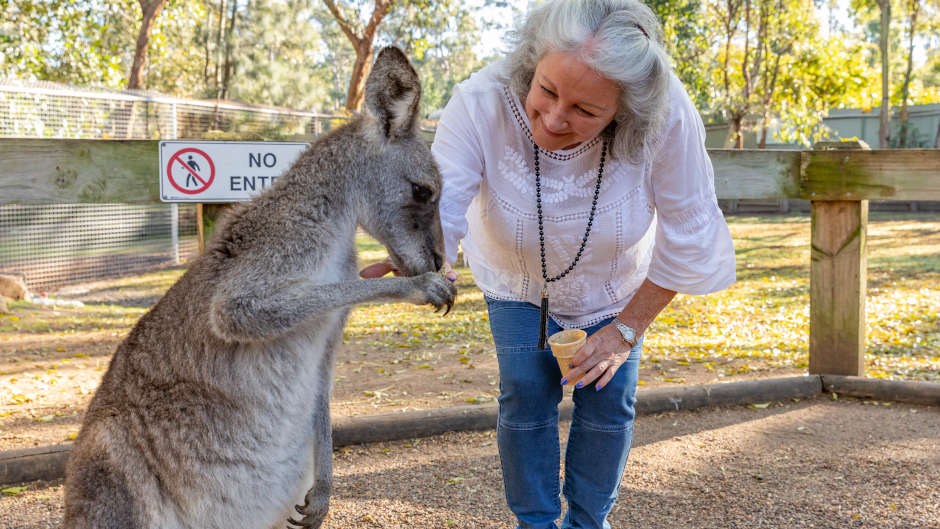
808, 141, 869, 376
197, 203, 232, 254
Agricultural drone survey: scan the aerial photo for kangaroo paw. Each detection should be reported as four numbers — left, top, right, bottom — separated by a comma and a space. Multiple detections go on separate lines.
286, 487, 329, 529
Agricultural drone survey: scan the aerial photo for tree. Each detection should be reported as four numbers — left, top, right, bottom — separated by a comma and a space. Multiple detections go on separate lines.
896, 0, 917, 147
378, 0, 490, 116
706, 0, 818, 148
128, 0, 169, 89
648, 0, 711, 109
703, 0, 874, 148
876, 0, 891, 147
322, 0, 395, 112
0, 0, 128, 87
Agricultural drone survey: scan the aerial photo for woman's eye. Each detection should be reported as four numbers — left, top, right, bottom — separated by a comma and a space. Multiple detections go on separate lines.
412, 183, 432, 203
577, 107, 597, 117
541, 85, 556, 97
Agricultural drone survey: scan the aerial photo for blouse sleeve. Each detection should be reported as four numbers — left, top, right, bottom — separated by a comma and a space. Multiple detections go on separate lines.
646, 79, 736, 295
431, 83, 486, 265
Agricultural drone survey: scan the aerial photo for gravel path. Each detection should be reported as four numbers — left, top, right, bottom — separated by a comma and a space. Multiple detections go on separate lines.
2, 395, 937, 528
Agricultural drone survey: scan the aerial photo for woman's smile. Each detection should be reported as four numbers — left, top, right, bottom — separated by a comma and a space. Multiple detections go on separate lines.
524, 50, 620, 151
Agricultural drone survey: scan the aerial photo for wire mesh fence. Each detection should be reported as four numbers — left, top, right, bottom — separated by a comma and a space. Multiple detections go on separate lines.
0, 79, 349, 292
0, 204, 195, 292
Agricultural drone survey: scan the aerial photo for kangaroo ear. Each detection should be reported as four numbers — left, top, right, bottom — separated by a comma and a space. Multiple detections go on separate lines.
364, 46, 421, 141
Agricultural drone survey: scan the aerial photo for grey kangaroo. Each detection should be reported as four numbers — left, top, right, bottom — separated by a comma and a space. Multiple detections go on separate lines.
62, 47, 455, 529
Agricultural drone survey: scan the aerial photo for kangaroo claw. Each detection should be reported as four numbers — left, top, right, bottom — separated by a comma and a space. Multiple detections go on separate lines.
287, 516, 318, 528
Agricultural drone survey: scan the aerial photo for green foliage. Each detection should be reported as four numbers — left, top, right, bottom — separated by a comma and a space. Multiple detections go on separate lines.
0, 0, 127, 86
848, 0, 940, 107
648, 0, 712, 110
773, 36, 874, 145
0, 0, 936, 132
379, 0, 491, 116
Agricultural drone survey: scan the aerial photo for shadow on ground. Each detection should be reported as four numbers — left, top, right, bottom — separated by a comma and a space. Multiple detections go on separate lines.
4, 395, 935, 529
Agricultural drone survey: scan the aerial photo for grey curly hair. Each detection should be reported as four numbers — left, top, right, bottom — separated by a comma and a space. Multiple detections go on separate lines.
503, 0, 671, 163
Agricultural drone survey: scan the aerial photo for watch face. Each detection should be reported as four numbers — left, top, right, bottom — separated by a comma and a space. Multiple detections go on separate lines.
617, 322, 635, 342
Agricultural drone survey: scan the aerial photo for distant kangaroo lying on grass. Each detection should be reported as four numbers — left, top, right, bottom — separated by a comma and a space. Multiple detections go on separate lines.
62, 47, 455, 529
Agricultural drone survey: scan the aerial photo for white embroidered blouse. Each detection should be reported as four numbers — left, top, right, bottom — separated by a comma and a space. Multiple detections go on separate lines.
432, 60, 736, 329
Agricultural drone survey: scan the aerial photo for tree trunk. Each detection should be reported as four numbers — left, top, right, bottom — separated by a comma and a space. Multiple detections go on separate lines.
898, 0, 919, 148
877, 0, 891, 148
127, 0, 168, 90
345, 41, 374, 112
220, 0, 240, 101
202, 5, 213, 86
214, 0, 227, 98
323, 0, 395, 113
731, 114, 744, 148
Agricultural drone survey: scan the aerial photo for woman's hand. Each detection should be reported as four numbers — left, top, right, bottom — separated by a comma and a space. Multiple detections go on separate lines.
563, 323, 633, 391
441, 261, 459, 282
359, 257, 459, 283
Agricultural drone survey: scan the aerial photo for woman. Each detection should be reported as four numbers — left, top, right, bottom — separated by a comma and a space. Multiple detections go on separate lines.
366, 1, 734, 527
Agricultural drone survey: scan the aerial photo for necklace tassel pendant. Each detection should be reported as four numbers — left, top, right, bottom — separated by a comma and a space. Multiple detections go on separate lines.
538, 285, 549, 350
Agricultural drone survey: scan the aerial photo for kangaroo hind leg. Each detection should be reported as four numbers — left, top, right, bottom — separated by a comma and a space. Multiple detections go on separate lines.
287, 398, 332, 529
63, 457, 143, 529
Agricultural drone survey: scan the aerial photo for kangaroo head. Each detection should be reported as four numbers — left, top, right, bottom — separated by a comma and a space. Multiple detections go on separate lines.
356, 47, 444, 277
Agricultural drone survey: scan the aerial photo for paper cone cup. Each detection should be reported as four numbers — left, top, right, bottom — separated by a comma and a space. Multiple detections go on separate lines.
548, 329, 586, 385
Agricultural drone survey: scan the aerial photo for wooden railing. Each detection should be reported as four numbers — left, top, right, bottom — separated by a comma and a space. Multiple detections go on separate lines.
2, 138, 939, 376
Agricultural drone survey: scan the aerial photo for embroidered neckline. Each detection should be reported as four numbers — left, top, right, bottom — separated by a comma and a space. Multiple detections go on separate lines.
502, 86, 601, 162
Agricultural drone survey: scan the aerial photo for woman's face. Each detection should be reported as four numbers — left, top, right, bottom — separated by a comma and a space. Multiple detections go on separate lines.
524, 51, 621, 151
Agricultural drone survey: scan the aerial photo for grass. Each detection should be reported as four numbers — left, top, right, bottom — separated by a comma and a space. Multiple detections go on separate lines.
3, 213, 938, 382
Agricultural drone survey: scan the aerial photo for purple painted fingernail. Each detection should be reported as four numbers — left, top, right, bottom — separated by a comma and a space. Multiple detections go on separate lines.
568, 363, 575, 369
575, 382, 583, 389
595, 384, 603, 391
560, 378, 568, 386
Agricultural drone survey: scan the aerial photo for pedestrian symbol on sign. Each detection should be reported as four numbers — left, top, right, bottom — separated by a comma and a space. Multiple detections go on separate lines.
167, 148, 215, 195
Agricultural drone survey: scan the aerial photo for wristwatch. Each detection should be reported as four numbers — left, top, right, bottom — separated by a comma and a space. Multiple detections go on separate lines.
613, 320, 638, 347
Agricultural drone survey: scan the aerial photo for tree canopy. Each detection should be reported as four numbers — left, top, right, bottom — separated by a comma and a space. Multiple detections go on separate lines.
1, 0, 937, 145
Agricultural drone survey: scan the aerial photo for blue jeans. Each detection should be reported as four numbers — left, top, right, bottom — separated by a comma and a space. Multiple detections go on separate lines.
485, 296, 642, 529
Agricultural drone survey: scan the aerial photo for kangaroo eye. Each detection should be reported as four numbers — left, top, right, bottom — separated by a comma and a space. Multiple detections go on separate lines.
411, 183, 432, 203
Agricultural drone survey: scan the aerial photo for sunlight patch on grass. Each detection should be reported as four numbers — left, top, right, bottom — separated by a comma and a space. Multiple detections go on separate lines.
2, 214, 936, 382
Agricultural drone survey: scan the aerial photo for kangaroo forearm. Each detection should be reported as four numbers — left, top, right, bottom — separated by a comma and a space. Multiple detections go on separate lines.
209, 276, 419, 342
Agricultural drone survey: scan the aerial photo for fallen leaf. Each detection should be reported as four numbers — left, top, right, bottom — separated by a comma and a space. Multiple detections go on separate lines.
2, 486, 27, 496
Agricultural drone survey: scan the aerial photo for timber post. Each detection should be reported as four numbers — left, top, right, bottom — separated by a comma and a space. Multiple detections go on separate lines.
808, 140, 870, 376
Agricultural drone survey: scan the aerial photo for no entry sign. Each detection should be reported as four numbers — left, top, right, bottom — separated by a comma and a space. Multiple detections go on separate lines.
159, 141, 309, 202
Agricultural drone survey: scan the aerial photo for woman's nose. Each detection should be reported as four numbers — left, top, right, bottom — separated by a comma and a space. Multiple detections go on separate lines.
544, 106, 568, 131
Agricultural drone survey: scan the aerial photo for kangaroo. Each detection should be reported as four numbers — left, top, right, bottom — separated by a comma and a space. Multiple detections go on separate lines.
62, 47, 455, 529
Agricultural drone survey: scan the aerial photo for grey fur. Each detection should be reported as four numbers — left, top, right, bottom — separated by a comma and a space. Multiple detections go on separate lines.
62, 47, 455, 529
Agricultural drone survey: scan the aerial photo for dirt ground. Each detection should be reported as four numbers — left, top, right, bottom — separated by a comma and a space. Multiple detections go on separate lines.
0, 272, 808, 451
2, 396, 937, 528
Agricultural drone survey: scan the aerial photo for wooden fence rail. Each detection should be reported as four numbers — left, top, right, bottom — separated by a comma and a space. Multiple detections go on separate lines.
1, 138, 939, 377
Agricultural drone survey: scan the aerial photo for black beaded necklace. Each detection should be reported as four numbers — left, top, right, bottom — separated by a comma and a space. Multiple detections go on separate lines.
535, 138, 607, 349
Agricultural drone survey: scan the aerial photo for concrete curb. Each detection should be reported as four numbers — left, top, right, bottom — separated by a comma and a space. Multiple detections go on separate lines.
338, 375, 823, 445
0, 444, 71, 486
821, 375, 940, 405
3, 375, 937, 487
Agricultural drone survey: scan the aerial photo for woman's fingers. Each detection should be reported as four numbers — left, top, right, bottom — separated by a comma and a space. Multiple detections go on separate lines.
563, 324, 629, 389
593, 366, 618, 391
441, 261, 459, 282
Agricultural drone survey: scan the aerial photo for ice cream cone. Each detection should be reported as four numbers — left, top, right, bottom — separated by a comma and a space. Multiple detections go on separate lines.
547, 329, 586, 387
